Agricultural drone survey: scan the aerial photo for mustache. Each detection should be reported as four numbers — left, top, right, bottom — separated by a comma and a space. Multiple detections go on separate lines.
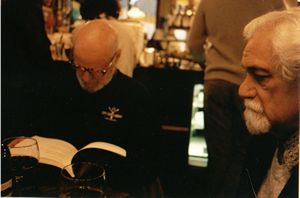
244, 99, 264, 114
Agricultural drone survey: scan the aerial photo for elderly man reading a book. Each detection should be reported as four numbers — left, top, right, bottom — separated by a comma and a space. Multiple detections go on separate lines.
70, 19, 160, 195
36, 19, 160, 196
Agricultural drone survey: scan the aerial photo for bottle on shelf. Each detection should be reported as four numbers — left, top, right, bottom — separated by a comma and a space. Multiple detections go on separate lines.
182, 6, 194, 29
172, 5, 183, 28
171, 5, 194, 29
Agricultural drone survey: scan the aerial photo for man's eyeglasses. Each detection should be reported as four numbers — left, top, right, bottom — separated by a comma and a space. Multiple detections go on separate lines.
69, 53, 116, 76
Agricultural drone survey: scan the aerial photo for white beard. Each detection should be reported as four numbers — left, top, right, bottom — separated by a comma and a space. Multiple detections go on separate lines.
244, 99, 271, 135
76, 69, 115, 93
77, 77, 105, 93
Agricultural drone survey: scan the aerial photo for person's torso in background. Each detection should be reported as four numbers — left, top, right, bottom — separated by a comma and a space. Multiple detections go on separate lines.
200, 0, 285, 84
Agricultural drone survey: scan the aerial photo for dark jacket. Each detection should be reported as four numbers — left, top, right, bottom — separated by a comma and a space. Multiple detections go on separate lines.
36, 68, 160, 194
2, 0, 54, 138
237, 134, 298, 198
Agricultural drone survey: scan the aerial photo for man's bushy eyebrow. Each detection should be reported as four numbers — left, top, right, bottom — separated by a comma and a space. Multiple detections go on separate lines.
246, 66, 270, 73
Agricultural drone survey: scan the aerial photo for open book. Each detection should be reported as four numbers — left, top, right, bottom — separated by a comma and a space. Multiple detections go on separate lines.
23, 136, 127, 170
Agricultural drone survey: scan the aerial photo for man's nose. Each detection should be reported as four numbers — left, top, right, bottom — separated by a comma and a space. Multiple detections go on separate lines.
238, 75, 256, 99
81, 71, 92, 82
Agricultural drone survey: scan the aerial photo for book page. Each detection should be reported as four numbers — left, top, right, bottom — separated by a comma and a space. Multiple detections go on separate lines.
10, 138, 39, 158
32, 136, 78, 169
80, 142, 127, 157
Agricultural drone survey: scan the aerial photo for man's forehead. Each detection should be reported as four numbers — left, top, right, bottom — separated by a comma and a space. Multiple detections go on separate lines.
242, 33, 273, 70
73, 20, 117, 49
241, 50, 272, 72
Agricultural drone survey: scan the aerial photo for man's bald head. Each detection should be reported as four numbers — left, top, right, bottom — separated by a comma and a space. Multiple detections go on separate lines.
71, 19, 120, 93
72, 19, 118, 66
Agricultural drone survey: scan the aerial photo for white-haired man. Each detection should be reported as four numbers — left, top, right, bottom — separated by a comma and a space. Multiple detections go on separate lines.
238, 8, 299, 197
187, 1, 286, 196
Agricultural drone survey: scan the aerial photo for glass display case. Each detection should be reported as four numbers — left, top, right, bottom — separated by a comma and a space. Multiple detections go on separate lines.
188, 84, 208, 167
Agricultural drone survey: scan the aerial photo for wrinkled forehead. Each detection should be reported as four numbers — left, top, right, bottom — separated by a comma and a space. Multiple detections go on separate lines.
242, 27, 274, 65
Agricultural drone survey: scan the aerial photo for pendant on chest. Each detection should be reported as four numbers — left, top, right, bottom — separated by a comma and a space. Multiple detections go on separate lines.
101, 106, 123, 122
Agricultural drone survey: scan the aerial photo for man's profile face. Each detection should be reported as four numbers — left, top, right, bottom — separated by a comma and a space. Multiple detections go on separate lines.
238, 29, 299, 134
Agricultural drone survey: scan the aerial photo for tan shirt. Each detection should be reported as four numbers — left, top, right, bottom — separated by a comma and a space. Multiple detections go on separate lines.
187, 0, 285, 85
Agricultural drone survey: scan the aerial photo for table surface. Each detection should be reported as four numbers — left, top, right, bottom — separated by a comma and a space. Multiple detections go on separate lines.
11, 163, 133, 197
